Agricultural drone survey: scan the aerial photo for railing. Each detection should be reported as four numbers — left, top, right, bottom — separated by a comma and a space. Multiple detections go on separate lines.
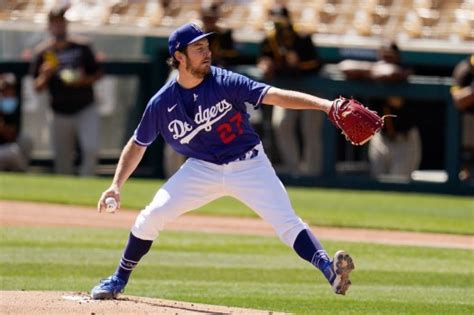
1, 60, 471, 195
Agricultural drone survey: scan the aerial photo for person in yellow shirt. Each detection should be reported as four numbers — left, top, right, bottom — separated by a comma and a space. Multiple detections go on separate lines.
30, 7, 102, 176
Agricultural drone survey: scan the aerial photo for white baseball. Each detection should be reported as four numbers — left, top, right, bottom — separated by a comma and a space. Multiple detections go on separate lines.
105, 197, 118, 213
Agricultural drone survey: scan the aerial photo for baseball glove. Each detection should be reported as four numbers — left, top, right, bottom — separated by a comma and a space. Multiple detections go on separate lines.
328, 96, 392, 145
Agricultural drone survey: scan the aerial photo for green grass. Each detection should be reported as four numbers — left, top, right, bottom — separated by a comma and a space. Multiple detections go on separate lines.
1, 227, 473, 314
1, 173, 473, 234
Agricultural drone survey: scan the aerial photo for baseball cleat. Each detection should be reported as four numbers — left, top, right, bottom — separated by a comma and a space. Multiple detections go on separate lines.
91, 275, 127, 300
329, 250, 355, 295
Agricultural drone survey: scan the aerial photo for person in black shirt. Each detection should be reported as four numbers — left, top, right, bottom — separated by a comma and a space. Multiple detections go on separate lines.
451, 54, 474, 181
339, 42, 421, 180
367, 43, 421, 180
30, 7, 102, 176
257, 5, 323, 176
200, 2, 240, 67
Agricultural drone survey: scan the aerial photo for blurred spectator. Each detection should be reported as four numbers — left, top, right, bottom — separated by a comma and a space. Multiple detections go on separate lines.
338, 42, 412, 82
200, 1, 240, 67
0, 73, 32, 171
339, 41, 421, 180
257, 5, 323, 176
450, 54, 474, 181
163, 1, 243, 178
149, 0, 182, 27
30, 7, 102, 176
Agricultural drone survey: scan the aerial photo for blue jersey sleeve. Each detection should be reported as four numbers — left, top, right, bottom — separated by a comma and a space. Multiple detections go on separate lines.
223, 70, 270, 111
133, 97, 160, 146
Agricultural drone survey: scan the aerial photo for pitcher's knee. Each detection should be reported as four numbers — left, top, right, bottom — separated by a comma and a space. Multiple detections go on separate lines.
131, 206, 168, 241
275, 218, 308, 247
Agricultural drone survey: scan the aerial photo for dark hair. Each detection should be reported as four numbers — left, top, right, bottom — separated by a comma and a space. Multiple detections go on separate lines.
269, 6, 290, 20
48, 7, 67, 22
166, 47, 188, 69
166, 57, 179, 68
381, 41, 400, 53
201, 3, 220, 19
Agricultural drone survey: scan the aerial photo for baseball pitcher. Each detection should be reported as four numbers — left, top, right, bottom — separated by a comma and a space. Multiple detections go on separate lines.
91, 23, 385, 300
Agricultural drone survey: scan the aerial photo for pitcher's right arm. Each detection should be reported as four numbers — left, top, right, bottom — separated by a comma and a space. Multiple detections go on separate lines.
97, 138, 147, 212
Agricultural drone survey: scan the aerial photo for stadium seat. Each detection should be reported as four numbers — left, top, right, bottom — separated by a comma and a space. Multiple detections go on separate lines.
0, 0, 472, 42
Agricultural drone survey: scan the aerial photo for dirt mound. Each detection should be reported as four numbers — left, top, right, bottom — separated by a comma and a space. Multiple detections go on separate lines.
0, 291, 285, 315
1, 201, 472, 314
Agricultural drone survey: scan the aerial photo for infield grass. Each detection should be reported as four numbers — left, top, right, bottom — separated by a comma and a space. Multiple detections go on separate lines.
1, 173, 473, 234
1, 227, 473, 314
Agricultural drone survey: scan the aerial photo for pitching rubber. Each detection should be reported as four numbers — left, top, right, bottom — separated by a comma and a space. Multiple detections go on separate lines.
332, 250, 355, 295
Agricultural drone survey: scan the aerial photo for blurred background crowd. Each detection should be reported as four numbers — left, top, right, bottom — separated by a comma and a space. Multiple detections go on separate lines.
0, 0, 473, 192
2, 0, 473, 40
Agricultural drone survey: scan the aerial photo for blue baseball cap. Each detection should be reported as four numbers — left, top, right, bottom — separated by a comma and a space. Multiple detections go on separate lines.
168, 23, 214, 57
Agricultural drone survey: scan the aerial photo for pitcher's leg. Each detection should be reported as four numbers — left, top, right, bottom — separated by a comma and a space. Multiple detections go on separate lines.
92, 158, 224, 299
227, 154, 307, 246
131, 159, 223, 240
227, 153, 354, 294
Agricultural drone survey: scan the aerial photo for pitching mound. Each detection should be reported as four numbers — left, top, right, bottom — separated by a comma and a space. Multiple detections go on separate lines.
0, 291, 285, 314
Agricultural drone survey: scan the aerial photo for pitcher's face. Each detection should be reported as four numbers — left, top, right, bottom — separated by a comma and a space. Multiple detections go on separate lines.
182, 39, 212, 78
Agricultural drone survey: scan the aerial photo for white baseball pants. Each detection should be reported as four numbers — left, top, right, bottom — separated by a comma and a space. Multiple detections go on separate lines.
131, 143, 308, 247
